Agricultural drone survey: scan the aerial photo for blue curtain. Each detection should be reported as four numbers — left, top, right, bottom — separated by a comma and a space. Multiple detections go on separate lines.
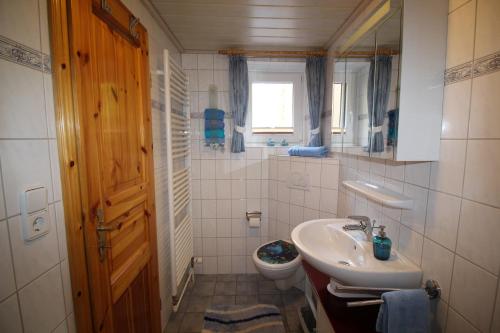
368, 55, 392, 153
306, 57, 326, 147
229, 56, 249, 153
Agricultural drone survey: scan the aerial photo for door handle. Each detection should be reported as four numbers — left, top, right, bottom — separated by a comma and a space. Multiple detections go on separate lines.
95, 208, 120, 261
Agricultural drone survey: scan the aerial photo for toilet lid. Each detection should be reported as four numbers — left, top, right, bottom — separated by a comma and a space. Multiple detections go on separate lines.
257, 240, 299, 264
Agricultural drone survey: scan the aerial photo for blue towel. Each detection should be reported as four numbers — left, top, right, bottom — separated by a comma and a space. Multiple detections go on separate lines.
205, 129, 225, 138
287, 146, 328, 157
204, 108, 225, 120
205, 120, 225, 130
376, 289, 430, 333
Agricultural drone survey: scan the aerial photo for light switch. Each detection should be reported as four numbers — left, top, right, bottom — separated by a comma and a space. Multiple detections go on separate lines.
21, 186, 50, 241
24, 187, 47, 214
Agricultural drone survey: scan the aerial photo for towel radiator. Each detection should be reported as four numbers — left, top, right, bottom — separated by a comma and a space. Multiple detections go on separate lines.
163, 50, 193, 311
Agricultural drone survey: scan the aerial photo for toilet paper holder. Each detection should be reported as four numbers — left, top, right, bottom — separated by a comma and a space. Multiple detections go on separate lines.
246, 211, 262, 221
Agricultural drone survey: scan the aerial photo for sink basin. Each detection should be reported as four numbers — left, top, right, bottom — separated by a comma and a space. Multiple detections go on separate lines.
291, 219, 422, 289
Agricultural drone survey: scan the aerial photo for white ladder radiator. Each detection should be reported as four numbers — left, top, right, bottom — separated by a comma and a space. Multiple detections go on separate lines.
163, 50, 193, 311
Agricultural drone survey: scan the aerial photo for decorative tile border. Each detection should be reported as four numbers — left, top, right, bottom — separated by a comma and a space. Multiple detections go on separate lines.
445, 51, 500, 85
473, 51, 500, 77
0, 34, 51, 73
445, 62, 472, 85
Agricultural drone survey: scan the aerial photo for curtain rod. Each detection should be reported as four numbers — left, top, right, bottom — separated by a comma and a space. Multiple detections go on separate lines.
218, 49, 327, 58
335, 49, 399, 58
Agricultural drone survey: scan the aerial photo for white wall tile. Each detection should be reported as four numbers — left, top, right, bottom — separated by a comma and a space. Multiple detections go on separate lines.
319, 188, 338, 214
398, 225, 424, 265
421, 239, 455, 302
474, 0, 500, 58
202, 200, 217, 219
216, 219, 231, 237
320, 163, 339, 189
424, 191, 461, 250
231, 256, 246, 273
217, 256, 231, 274
430, 140, 467, 196
202, 219, 217, 238
202, 238, 217, 256
181, 54, 197, 70
43, 74, 56, 139
49, 140, 62, 202
450, 256, 497, 332
18, 265, 66, 333
246, 160, 262, 180
0, 294, 23, 333
456, 199, 500, 274
186, 69, 198, 92
401, 184, 428, 234
200, 160, 216, 179
0, 219, 15, 301
214, 70, 229, 92
198, 70, 214, 92
463, 140, 500, 207
200, 180, 216, 199
202, 257, 217, 274
446, 308, 480, 333
442, 79, 471, 139
60, 259, 73, 315
8, 207, 59, 288
445, 0, 476, 68
468, 71, 500, 139
0, 140, 53, 216
0, 62, 46, 139
0, 0, 40, 50
197, 54, 213, 70
404, 162, 431, 188
214, 55, 229, 70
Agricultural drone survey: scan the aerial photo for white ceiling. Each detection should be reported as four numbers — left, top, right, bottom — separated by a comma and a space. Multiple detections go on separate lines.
150, 0, 364, 51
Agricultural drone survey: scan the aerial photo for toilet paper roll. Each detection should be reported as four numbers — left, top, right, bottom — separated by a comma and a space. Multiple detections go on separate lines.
248, 217, 260, 228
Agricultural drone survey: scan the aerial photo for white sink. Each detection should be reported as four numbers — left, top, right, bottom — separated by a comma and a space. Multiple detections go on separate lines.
291, 219, 422, 289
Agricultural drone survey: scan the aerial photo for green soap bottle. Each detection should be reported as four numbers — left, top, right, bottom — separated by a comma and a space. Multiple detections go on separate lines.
373, 226, 391, 261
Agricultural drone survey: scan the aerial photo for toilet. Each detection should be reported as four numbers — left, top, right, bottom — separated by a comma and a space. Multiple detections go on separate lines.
252, 239, 304, 290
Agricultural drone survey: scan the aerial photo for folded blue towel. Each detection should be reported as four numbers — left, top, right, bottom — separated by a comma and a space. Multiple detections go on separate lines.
205, 129, 225, 138
204, 108, 225, 120
205, 120, 225, 130
287, 146, 328, 157
376, 289, 430, 333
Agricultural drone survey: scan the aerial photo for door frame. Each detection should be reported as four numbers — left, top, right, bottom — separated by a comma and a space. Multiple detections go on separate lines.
48, 1, 161, 331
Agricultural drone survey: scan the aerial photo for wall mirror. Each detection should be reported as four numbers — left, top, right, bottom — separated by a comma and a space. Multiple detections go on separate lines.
331, 5, 401, 160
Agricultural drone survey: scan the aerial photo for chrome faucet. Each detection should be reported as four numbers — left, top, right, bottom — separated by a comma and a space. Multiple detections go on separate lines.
343, 215, 375, 241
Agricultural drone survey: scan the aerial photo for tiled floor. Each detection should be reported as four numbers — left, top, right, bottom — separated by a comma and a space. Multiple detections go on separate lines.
166, 274, 306, 333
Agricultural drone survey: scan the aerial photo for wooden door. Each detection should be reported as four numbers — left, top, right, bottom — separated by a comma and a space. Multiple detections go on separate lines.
65, 0, 161, 331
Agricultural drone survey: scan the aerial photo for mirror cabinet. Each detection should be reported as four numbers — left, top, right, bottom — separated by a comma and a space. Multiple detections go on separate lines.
330, 0, 448, 161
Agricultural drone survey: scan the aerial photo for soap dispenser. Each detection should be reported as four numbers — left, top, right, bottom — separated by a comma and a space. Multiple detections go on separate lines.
373, 225, 392, 260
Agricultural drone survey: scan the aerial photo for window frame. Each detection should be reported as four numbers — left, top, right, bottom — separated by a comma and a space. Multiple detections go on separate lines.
246, 61, 305, 144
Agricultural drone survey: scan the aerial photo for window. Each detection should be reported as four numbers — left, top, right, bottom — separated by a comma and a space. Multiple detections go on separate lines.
247, 61, 305, 143
332, 82, 345, 134
251, 83, 294, 133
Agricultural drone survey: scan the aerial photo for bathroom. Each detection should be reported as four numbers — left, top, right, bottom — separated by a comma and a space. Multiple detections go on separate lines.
0, 0, 499, 332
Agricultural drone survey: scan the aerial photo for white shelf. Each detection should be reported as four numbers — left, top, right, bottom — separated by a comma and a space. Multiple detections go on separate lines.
342, 180, 413, 209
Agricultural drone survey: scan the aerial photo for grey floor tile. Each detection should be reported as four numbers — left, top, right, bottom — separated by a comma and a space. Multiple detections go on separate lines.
285, 310, 303, 332
186, 295, 212, 313
166, 311, 184, 333
235, 295, 258, 305
216, 274, 237, 281
236, 274, 259, 282
236, 281, 258, 295
282, 289, 306, 311
214, 281, 237, 296
212, 295, 236, 306
258, 294, 283, 307
192, 281, 216, 296
195, 274, 217, 282
258, 280, 281, 294
179, 312, 205, 332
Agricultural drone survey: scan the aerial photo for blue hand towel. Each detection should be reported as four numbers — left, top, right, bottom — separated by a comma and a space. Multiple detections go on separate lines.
376, 289, 430, 333
287, 146, 328, 157
204, 108, 225, 120
205, 119, 225, 130
205, 129, 225, 139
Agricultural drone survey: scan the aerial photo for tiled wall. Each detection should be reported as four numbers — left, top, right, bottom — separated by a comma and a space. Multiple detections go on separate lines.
268, 155, 340, 240
0, 0, 181, 331
0, 0, 74, 331
335, 0, 500, 332
182, 53, 340, 275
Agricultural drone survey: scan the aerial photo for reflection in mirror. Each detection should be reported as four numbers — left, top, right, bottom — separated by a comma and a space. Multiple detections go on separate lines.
331, 4, 401, 160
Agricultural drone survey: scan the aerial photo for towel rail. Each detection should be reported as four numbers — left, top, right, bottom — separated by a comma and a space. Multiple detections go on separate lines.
345, 280, 441, 308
